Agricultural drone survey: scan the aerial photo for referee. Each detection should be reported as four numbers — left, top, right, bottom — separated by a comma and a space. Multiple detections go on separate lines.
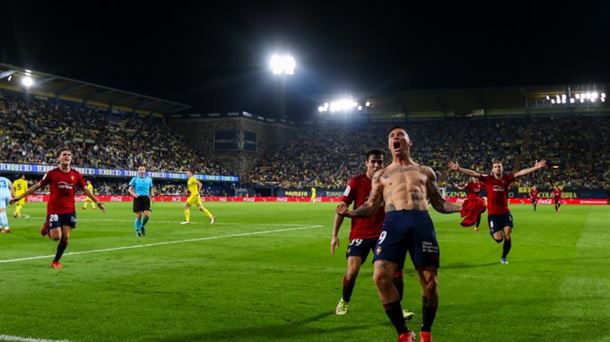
128, 165, 154, 237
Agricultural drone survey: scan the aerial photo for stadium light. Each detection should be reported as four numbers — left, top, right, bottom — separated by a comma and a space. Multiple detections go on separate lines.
21, 76, 34, 88
318, 97, 360, 113
365, 101, 371, 107
269, 54, 296, 75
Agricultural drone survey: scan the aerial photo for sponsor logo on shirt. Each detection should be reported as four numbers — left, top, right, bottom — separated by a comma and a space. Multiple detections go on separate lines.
58, 182, 73, 190
492, 185, 505, 192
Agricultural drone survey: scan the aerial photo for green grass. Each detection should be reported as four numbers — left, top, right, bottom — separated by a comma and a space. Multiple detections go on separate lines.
0, 202, 608, 341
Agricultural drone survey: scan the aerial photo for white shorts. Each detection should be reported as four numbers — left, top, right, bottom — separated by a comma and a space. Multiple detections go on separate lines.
0, 194, 10, 209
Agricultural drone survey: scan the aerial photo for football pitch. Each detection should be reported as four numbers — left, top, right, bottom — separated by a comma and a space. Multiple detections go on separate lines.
0, 202, 608, 342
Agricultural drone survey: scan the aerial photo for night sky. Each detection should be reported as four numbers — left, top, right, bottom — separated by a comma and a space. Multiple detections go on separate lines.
1, 1, 609, 120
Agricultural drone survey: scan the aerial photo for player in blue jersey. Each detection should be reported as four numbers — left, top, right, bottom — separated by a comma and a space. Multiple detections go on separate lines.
0, 175, 15, 233
128, 165, 154, 237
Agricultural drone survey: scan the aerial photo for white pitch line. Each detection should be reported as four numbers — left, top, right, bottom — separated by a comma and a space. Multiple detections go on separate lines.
0, 225, 323, 264
21, 216, 309, 226
0, 335, 73, 342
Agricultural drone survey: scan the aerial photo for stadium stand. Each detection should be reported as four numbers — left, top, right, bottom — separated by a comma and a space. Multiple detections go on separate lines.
1, 84, 608, 195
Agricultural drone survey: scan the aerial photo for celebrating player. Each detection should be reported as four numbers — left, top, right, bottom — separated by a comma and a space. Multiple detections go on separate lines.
448, 159, 546, 264
552, 185, 562, 213
529, 186, 538, 211
339, 127, 461, 342
331, 149, 414, 320
10, 148, 105, 269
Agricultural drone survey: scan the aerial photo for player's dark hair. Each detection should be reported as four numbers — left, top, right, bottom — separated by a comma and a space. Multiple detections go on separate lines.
57, 147, 71, 156
387, 126, 407, 136
365, 149, 385, 161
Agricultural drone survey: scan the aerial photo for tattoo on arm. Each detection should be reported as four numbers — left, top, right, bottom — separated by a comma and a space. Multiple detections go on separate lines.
351, 203, 377, 217
385, 203, 397, 212
426, 167, 461, 214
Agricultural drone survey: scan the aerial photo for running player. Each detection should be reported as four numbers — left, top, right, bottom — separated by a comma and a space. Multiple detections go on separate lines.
128, 166, 154, 236
82, 180, 97, 209
10, 148, 105, 269
339, 127, 461, 342
181, 170, 215, 224
331, 149, 414, 320
552, 185, 562, 213
448, 159, 546, 264
0, 175, 14, 233
310, 187, 317, 203
12, 175, 28, 218
529, 186, 539, 211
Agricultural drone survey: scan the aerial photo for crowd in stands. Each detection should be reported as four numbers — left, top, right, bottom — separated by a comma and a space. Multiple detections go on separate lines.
1, 93, 608, 193
245, 117, 608, 191
0, 96, 229, 175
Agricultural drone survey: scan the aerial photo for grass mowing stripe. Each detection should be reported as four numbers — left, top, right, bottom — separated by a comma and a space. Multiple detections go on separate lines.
0, 335, 73, 342
0, 224, 323, 264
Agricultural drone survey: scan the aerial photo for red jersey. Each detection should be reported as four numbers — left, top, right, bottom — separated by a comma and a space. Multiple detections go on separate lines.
40, 167, 87, 214
553, 189, 562, 199
340, 174, 385, 240
479, 173, 515, 215
464, 182, 483, 199
529, 188, 538, 199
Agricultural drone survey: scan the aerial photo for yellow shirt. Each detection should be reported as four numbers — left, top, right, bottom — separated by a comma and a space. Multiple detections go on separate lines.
13, 179, 28, 195
187, 176, 200, 197
311, 188, 317, 197
86, 183, 94, 193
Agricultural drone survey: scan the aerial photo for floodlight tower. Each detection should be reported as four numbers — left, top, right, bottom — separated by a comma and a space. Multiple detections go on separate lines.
269, 54, 295, 120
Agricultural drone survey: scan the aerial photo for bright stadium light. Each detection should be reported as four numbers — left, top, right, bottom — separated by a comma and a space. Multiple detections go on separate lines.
269, 54, 296, 75
570, 98, 575, 103
365, 101, 371, 107
21, 76, 34, 88
551, 99, 555, 104
357, 105, 363, 111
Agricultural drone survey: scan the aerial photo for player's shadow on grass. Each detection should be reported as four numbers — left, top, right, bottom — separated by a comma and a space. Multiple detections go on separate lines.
149, 311, 379, 341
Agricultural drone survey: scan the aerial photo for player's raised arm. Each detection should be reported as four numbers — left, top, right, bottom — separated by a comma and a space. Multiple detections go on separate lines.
426, 167, 461, 214
448, 160, 481, 178
9, 181, 43, 204
514, 160, 546, 178
337, 169, 384, 218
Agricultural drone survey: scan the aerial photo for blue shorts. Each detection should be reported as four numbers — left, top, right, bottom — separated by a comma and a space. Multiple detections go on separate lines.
373, 210, 439, 269
346, 238, 378, 263
488, 213, 513, 235
0, 194, 9, 209
48, 213, 77, 230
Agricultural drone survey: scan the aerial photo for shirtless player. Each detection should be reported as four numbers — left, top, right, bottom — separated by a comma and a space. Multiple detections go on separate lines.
338, 126, 461, 342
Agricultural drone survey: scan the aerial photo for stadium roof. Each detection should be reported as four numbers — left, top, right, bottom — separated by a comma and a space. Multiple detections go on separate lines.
314, 84, 610, 121
0, 63, 191, 116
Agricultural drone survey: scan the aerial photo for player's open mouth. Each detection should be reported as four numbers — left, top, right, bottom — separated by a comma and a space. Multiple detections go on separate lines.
393, 141, 401, 150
